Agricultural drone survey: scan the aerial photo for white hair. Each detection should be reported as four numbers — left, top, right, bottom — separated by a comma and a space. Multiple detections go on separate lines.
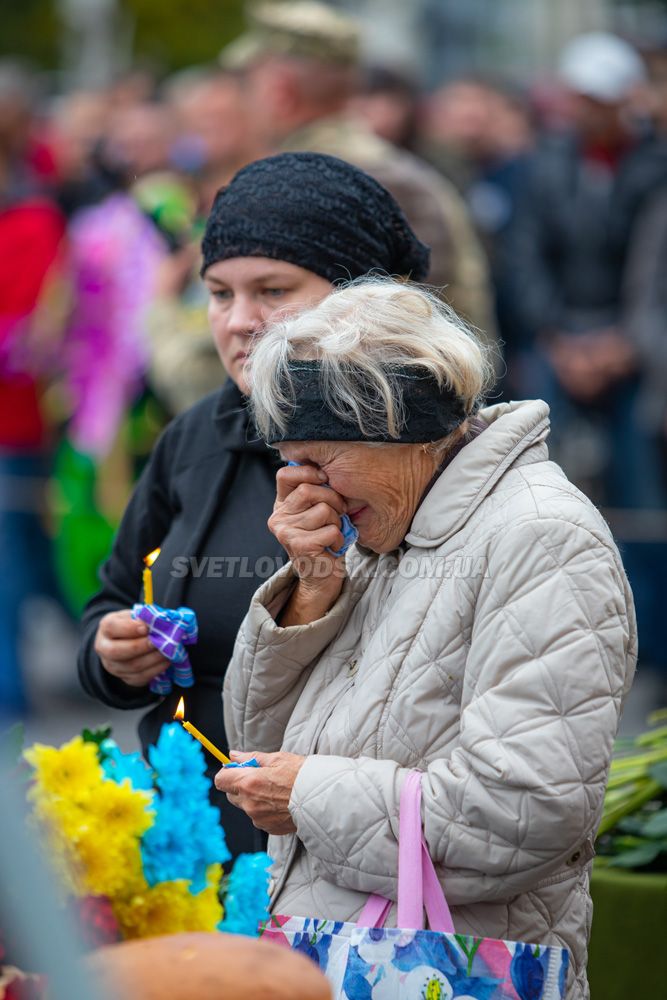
248, 277, 496, 445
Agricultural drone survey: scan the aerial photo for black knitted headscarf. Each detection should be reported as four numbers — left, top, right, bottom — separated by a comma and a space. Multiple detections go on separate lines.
201, 152, 430, 283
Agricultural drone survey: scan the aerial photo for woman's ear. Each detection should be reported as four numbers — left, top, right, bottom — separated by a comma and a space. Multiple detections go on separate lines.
272, 63, 303, 118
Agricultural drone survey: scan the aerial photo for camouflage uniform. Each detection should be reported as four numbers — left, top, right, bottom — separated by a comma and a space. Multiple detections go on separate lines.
283, 115, 498, 344
146, 281, 225, 416
223, 2, 499, 350
221, 1, 361, 69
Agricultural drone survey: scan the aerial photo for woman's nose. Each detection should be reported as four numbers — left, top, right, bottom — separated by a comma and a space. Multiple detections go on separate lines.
225, 296, 263, 338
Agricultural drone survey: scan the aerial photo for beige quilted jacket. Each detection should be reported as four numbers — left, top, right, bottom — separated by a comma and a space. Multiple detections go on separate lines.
223, 399, 637, 999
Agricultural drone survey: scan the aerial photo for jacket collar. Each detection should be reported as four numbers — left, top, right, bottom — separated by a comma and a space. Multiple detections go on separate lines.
405, 400, 551, 548
213, 378, 273, 455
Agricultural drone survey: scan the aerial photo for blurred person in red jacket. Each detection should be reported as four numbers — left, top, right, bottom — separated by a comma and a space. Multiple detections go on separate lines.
0, 65, 66, 719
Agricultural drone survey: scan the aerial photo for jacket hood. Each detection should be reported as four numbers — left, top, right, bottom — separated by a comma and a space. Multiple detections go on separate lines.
405, 399, 551, 548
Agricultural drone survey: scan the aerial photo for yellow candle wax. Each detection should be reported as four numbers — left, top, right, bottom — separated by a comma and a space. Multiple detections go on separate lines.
142, 547, 160, 604
181, 720, 231, 765
142, 565, 153, 604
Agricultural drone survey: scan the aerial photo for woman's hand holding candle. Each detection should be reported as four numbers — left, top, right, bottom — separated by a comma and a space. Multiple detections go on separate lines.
215, 751, 306, 835
95, 610, 170, 687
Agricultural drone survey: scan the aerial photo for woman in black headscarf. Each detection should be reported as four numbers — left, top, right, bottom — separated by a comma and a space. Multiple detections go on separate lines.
77, 152, 429, 856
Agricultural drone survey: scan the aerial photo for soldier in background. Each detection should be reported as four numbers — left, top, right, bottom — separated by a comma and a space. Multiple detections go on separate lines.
222, 1, 499, 354
144, 69, 266, 417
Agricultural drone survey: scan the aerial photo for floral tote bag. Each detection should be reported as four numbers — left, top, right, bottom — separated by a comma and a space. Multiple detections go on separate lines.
261, 772, 570, 999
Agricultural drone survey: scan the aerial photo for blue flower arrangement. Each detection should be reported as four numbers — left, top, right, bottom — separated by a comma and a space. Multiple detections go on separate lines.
218, 852, 273, 936
101, 741, 154, 790
99, 722, 272, 934
140, 724, 230, 891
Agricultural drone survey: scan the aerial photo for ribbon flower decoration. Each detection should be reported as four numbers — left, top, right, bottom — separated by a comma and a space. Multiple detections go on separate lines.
131, 604, 198, 695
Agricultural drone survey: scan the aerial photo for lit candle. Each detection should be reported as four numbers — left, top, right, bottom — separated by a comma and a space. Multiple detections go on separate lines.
143, 547, 161, 604
174, 696, 231, 765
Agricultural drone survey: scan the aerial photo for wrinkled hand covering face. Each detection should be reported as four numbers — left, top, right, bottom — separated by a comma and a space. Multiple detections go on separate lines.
287, 461, 359, 556
131, 603, 198, 694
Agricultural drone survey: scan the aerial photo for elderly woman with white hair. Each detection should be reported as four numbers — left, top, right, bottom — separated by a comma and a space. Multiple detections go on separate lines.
216, 279, 636, 999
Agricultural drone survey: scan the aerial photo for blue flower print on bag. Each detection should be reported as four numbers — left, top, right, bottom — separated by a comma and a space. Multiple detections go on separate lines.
343, 928, 448, 999
392, 931, 501, 998
292, 918, 345, 970
342, 943, 375, 1000
265, 914, 569, 999
510, 943, 550, 1000
391, 929, 459, 978
345, 928, 511, 1000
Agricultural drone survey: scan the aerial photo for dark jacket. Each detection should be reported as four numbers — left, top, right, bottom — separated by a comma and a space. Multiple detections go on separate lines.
624, 183, 667, 436
78, 379, 284, 856
509, 131, 667, 336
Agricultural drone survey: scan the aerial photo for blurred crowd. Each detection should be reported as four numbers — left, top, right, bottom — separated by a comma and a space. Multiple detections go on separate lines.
2, 1, 667, 719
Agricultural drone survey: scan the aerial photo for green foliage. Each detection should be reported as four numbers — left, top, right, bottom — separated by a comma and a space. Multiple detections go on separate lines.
51, 439, 116, 617
643, 808, 667, 838
1, 0, 246, 75
596, 715, 667, 872
81, 726, 113, 748
649, 760, 667, 788
607, 842, 664, 869
123, 0, 246, 72
0, 0, 60, 68
82, 726, 115, 766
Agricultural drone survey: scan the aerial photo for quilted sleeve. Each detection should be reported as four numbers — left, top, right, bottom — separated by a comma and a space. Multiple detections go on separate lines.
223, 563, 356, 753
289, 517, 636, 904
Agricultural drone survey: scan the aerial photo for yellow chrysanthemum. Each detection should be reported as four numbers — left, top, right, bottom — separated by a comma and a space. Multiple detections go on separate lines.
34, 795, 91, 841
24, 738, 154, 903
77, 831, 114, 894
184, 882, 224, 932
86, 780, 154, 839
24, 737, 101, 800
113, 870, 224, 940
23, 734, 229, 940
114, 879, 193, 939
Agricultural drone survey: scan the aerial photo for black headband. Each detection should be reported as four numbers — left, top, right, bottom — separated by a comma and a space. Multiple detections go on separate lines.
266, 361, 469, 444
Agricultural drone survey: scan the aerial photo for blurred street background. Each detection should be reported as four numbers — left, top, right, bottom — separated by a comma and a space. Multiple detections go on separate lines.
2, 0, 667, 749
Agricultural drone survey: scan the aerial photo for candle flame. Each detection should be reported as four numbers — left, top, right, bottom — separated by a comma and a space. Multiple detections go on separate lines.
174, 696, 185, 721
144, 547, 161, 568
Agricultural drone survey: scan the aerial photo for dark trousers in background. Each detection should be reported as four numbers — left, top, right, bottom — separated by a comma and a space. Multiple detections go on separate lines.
0, 452, 59, 719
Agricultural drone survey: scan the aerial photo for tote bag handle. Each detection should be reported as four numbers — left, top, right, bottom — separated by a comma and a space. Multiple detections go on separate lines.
357, 770, 455, 934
